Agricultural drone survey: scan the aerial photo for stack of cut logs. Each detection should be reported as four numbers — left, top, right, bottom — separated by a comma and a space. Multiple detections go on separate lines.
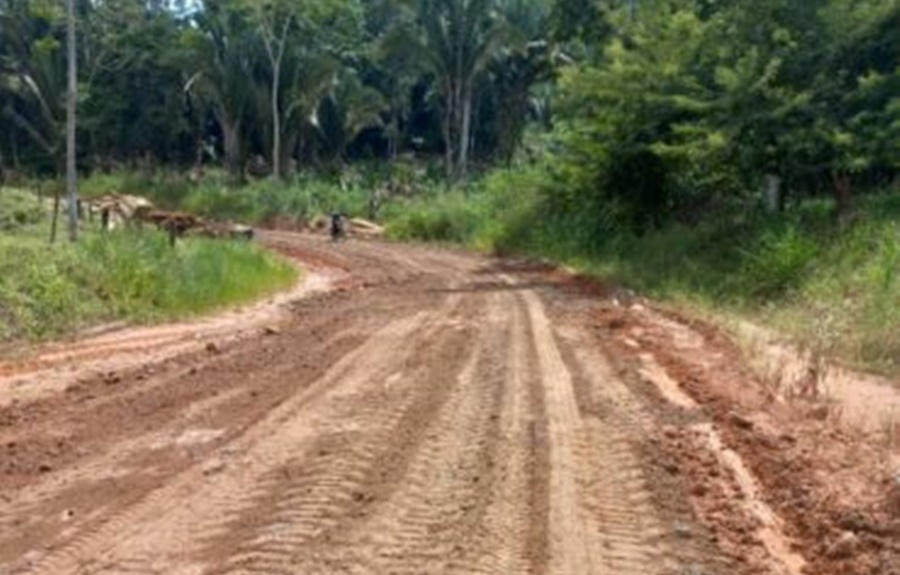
87, 194, 254, 244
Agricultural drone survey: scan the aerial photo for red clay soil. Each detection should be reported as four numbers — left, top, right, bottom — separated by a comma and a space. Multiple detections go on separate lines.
587, 294, 899, 575
0, 234, 895, 575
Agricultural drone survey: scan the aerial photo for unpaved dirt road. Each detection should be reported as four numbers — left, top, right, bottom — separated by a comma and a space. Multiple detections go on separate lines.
1, 232, 897, 575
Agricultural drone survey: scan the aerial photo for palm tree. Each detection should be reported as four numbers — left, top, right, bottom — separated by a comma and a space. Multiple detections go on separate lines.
487, 0, 553, 164
280, 48, 340, 171
391, 0, 507, 182
371, 0, 424, 162
315, 68, 386, 164
183, 5, 256, 178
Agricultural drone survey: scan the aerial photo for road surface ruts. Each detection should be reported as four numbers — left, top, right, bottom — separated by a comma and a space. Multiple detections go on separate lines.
0, 232, 739, 575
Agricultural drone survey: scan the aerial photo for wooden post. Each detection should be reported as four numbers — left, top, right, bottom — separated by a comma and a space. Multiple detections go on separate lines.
50, 187, 60, 244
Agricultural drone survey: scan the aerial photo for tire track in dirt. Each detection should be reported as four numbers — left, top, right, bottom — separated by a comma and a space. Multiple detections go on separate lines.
523, 286, 695, 575
519, 289, 596, 575
20, 296, 459, 575
281, 291, 513, 574
205, 295, 477, 575
456, 293, 546, 575
0, 315, 360, 500
0, 306, 365, 505
557, 316, 727, 574
613, 308, 810, 575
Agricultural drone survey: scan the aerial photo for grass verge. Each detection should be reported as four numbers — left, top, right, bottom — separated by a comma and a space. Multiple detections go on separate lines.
0, 188, 297, 343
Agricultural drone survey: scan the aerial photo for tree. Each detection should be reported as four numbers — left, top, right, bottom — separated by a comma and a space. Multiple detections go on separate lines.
244, 0, 365, 176
316, 68, 386, 163
183, 3, 256, 178
250, 0, 295, 179
554, 7, 718, 231
813, 0, 900, 217
0, 0, 892, 212
391, 0, 509, 182
483, 0, 553, 164
370, 0, 423, 162
65, 0, 77, 241
0, 4, 68, 171
78, 1, 192, 167
552, 0, 899, 231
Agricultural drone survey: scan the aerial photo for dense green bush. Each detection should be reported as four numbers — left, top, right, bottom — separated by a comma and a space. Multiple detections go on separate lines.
736, 226, 820, 298
381, 165, 550, 250
385, 193, 482, 244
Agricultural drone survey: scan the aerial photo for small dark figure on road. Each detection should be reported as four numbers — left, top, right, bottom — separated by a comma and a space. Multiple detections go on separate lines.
330, 212, 346, 242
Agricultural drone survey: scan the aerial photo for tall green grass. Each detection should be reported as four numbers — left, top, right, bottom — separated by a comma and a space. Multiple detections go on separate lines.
0, 187, 297, 343
383, 166, 546, 251
0, 232, 296, 342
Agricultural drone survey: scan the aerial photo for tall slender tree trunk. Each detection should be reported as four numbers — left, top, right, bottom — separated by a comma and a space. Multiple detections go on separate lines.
442, 84, 455, 184
261, 16, 291, 181
446, 81, 465, 183
195, 135, 204, 172
458, 82, 473, 183
388, 90, 399, 162
66, 0, 78, 242
388, 117, 398, 161
11, 130, 21, 169
271, 63, 281, 178
282, 130, 300, 177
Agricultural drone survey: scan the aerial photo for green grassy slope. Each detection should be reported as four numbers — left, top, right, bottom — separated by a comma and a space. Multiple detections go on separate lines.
0, 188, 297, 343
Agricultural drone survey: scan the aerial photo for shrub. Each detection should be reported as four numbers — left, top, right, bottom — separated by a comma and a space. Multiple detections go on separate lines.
385, 193, 481, 244
736, 226, 820, 299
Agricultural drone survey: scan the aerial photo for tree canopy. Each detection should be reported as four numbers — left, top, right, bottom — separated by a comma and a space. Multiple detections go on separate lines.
0, 0, 554, 181
0, 0, 896, 215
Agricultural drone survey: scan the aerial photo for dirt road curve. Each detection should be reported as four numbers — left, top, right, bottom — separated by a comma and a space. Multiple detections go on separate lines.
1, 232, 897, 575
